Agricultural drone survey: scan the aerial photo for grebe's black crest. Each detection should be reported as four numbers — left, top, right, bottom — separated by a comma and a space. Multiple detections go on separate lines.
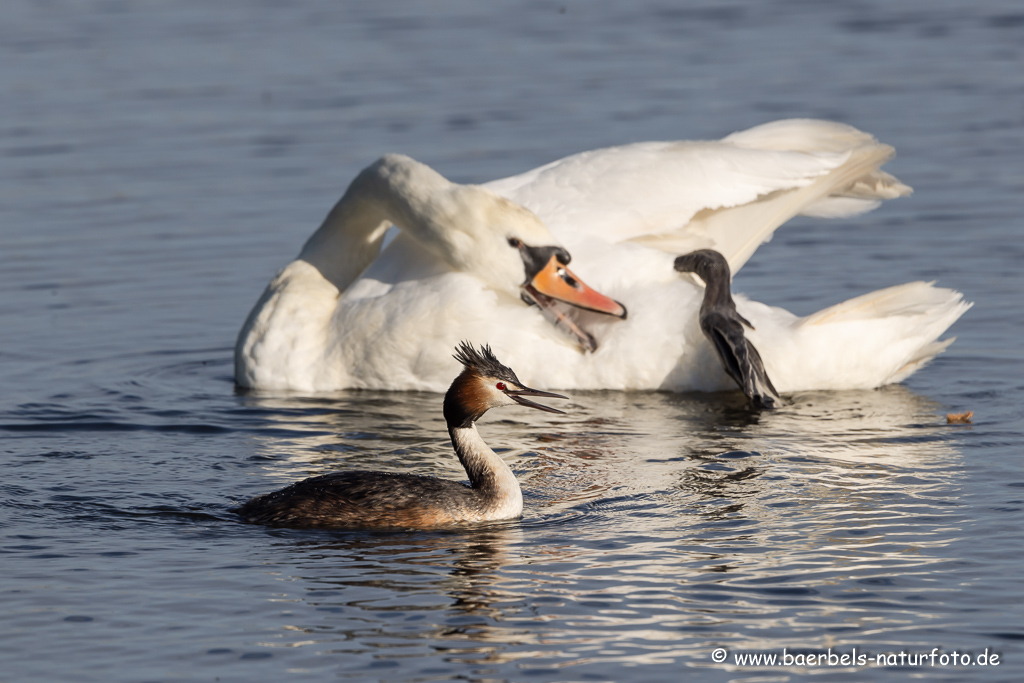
446, 342, 566, 427
453, 341, 522, 386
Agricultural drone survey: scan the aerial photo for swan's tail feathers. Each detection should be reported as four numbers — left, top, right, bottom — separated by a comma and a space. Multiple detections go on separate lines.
887, 337, 957, 385
802, 281, 968, 326
794, 281, 972, 388
633, 119, 912, 273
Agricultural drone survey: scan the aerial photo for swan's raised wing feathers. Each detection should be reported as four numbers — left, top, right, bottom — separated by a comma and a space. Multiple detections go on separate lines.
486, 119, 911, 273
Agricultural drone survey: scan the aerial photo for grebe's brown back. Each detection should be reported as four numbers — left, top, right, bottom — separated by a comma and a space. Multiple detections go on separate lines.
674, 249, 782, 409
234, 342, 567, 529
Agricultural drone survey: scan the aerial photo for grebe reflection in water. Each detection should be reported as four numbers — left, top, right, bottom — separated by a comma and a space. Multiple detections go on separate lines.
234, 343, 567, 529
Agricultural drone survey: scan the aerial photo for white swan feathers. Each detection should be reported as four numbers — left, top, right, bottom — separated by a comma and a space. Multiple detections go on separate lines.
235, 119, 970, 393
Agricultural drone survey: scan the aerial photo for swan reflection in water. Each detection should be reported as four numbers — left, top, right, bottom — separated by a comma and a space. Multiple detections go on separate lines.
235, 384, 967, 664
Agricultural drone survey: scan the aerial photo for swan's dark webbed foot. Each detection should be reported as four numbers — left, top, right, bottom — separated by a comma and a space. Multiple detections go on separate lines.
674, 249, 783, 409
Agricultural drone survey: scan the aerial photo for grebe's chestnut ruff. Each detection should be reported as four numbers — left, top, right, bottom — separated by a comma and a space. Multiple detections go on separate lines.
234, 343, 566, 529
674, 249, 782, 409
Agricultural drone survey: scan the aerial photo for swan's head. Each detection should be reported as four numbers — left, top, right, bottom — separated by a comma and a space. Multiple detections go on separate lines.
429, 183, 627, 350
673, 249, 732, 286
443, 342, 567, 428
364, 155, 626, 350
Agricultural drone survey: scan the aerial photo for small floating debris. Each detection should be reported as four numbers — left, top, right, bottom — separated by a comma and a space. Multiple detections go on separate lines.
946, 411, 974, 424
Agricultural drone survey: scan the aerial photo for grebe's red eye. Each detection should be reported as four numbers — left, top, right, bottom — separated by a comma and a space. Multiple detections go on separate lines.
496, 382, 506, 391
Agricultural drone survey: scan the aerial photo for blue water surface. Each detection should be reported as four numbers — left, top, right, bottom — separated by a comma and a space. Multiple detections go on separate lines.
2, 1, 1023, 681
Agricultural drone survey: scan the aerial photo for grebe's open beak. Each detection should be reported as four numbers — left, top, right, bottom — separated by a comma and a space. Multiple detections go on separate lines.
506, 386, 568, 414
527, 255, 627, 319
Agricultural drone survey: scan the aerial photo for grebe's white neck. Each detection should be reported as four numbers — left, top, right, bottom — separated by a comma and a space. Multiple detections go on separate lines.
449, 425, 523, 519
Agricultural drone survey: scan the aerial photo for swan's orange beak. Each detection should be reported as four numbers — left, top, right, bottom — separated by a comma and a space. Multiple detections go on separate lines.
528, 255, 627, 319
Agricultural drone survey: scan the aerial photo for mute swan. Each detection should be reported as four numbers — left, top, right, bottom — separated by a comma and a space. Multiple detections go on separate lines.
235, 119, 970, 393
235, 343, 566, 528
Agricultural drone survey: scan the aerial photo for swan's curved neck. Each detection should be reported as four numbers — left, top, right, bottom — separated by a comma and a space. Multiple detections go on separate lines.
298, 155, 452, 291
449, 424, 521, 498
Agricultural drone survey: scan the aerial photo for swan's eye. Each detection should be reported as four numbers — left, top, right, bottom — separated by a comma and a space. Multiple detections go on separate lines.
507, 237, 522, 248
496, 382, 507, 391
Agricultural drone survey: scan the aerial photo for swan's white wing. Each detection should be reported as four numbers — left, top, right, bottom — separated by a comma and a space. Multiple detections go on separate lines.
485, 140, 838, 240
485, 119, 910, 272
236, 119, 963, 395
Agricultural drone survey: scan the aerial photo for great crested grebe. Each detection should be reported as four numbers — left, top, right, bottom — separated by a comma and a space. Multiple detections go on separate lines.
674, 249, 782, 408
236, 119, 968, 394
234, 343, 567, 529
